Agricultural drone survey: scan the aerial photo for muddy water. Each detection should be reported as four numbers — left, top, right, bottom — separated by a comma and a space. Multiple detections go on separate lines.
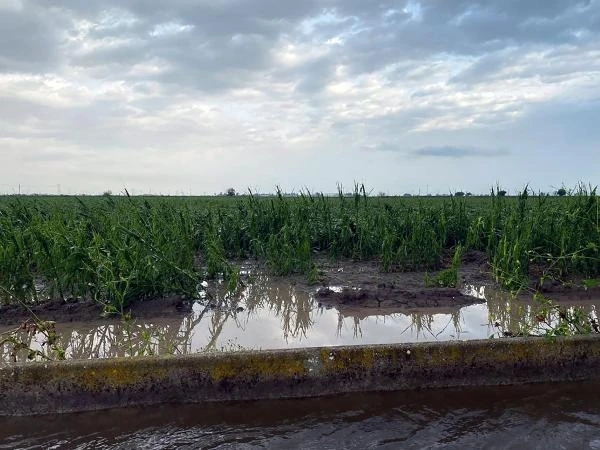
0, 277, 598, 362
2, 381, 600, 449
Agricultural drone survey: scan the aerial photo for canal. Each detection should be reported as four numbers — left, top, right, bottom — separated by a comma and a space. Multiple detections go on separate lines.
1, 381, 600, 449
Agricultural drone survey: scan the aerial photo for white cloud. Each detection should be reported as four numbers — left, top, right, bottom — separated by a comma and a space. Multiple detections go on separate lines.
0, 0, 23, 11
0, 0, 598, 195
150, 21, 194, 37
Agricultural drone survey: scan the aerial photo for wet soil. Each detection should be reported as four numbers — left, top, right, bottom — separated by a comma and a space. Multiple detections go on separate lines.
309, 250, 491, 311
315, 286, 481, 310
317, 250, 490, 288
0, 295, 192, 326
1, 250, 597, 325
532, 278, 600, 301
2, 253, 491, 326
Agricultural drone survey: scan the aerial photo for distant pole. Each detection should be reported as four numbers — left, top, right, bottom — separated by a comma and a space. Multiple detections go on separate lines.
18, 184, 20, 195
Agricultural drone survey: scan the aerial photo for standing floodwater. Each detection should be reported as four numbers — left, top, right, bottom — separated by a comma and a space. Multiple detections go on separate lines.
1, 273, 598, 362
2, 381, 600, 449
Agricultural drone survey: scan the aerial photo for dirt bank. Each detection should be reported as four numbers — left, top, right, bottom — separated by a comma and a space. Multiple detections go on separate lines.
315, 285, 482, 310
0, 296, 192, 326
307, 250, 491, 310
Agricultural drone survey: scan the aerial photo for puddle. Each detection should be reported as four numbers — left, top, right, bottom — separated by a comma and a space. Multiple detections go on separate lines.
0, 278, 598, 362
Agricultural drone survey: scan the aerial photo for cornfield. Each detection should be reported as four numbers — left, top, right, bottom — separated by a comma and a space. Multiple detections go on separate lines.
0, 185, 598, 312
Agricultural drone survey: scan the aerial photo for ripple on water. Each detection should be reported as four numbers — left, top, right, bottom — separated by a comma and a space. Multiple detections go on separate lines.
1, 382, 600, 449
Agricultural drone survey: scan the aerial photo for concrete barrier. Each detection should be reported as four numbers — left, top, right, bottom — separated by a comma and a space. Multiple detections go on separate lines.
2, 336, 600, 416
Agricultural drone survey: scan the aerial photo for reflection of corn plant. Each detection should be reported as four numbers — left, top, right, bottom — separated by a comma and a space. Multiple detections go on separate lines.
491, 293, 597, 339
241, 279, 313, 341
121, 312, 160, 357
0, 292, 65, 361
0, 320, 61, 361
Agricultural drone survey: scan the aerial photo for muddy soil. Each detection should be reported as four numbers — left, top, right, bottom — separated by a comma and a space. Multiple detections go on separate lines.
532, 279, 600, 300
1, 250, 597, 325
0, 296, 192, 327
315, 286, 481, 310
308, 250, 491, 311
3, 253, 489, 325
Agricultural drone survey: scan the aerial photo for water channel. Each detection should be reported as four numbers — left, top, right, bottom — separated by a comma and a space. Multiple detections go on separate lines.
2, 381, 600, 448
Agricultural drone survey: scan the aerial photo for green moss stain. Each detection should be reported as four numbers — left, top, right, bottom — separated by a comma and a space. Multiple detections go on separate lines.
42, 361, 170, 391
209, 355, 307, 382
4, 337, 600, 417
319, 347, 400, 373
76, 364, 164, 390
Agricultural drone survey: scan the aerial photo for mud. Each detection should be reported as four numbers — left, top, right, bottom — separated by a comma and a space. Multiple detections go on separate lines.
321, 251, 489, 287
0, 295, 192, 326
534, 279, 600, 302
309, 250, 491, 310
1, 249, 596, 326
316, 286, 481, 309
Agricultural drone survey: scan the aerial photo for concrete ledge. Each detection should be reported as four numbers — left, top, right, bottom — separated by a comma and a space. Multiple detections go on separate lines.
2, 336, 600, 416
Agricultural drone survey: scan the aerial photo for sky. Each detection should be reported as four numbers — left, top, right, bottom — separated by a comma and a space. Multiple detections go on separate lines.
0, 0, 599, 195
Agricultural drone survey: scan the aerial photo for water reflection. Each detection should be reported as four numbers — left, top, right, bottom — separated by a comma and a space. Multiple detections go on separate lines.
485, 286, 598, 336
1, 278, 598, 362
242, 276, 314, 341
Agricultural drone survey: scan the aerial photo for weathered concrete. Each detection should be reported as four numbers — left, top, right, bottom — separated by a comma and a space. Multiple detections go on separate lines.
1, 336, 600, 416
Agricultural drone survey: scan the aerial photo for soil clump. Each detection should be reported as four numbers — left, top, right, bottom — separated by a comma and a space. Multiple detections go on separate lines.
308, 250, 492, 311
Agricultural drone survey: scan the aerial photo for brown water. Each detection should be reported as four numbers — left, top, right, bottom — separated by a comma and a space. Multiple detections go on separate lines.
1, 381, 600, 449
1, 279, 598, 362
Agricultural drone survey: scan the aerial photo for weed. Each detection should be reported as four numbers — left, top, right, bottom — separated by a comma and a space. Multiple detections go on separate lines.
425, 244, 463, 288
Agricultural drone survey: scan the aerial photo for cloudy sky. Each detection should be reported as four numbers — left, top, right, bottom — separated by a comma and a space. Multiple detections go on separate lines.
1, 0, 599, 195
